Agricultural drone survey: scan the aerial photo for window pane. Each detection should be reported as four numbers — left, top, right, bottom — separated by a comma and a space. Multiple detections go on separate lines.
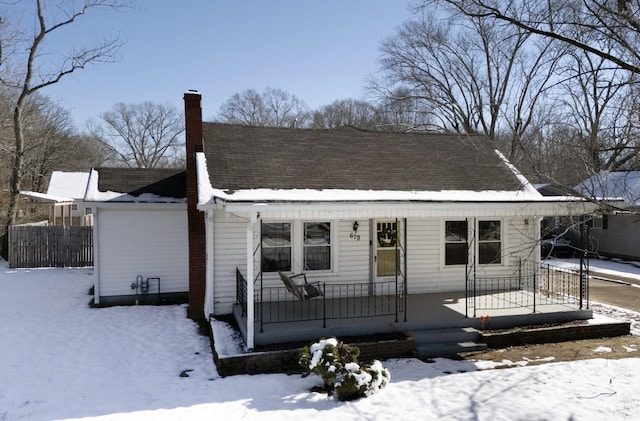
261, 222, 291, 246
304, 222, 331, 271
445, 221, 467, 242
261, 247, 291, 272
305, 246, 331, 270
445, 243, 468, 265
479, 221, 500, 241
479, 242, 501, 264
377, 221, 397, 248
304, 222, 330, 245
377, 249, 399, 276
261, 222, 291, 272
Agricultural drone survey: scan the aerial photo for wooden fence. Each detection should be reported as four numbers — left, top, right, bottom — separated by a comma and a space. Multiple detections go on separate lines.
8, 225, 93, 268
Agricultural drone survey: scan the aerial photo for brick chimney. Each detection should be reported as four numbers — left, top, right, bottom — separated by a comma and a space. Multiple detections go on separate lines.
184, 90, 206, 319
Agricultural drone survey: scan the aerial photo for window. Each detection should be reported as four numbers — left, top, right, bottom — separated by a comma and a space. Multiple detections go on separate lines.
261, 221, 333, 273
592, 215, 608, 230
445, 220, 468, 265
261, 222, 291, 272
478, 220, 501, 264
303, 222, 331, 271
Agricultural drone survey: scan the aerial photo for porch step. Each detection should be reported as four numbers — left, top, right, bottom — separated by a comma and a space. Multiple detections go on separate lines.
409, 327, 488, 358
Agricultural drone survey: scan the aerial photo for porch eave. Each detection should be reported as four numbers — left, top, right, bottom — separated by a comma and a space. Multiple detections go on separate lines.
217, 199, 599, 219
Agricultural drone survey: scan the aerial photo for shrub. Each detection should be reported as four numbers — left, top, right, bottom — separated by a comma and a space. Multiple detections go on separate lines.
299, 337, 390, 401
335, 360, 391, 401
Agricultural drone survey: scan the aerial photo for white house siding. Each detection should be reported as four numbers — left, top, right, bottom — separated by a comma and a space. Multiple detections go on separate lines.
401, 216, 534, 294
210, 213, 539, 315
95, 206, 188, 302
333, 220, 370, 283
211, 211, 251, 314
406, 218, 444, 293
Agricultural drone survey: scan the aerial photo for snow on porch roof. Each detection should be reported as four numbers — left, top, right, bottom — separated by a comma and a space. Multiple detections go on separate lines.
20, 191, 74, 205
84, 168, 187, 203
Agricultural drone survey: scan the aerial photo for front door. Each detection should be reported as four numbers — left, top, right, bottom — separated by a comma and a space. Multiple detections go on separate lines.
374, 219, 400, 279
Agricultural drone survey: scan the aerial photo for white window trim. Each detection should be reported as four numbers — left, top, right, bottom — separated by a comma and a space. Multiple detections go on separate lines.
477, 219, 504, 267
441, 219, 469, 269
262, 219, 336, 274
440, 218, 505, 268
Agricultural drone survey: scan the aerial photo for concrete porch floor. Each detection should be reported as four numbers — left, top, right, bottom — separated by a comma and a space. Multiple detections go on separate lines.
233, 291, 592, 347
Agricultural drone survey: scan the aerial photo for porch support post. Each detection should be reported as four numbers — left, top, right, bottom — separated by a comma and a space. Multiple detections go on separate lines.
246, 212, 258, 351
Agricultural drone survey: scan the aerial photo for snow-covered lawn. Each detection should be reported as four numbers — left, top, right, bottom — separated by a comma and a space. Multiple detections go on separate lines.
2, 259, 640, 420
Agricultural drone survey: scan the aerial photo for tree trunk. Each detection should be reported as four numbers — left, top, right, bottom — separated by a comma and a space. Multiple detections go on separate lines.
5, 103, 25, 229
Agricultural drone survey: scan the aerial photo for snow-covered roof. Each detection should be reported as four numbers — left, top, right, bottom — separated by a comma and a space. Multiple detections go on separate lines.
193, 124, 592, 210
84, 168, 187, 203
20, 191, 74, 204
46, 171, 90, 200
574, 171, 640, 207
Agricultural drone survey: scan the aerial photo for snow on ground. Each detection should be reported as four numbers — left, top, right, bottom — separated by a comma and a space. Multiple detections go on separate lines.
548, 257, 640, 335
2, 259, 640, 420
550, 257, 640, 281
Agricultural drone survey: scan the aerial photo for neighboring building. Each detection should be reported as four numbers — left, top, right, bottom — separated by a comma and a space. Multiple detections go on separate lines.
574, 171, 640, 260
84, 168, 188, 306
21, 171, 91, 226
183, 91, 595, 349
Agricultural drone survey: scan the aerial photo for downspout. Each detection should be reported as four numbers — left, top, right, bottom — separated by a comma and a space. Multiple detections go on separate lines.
204, 211, 215, 318
246, 212, 258, 351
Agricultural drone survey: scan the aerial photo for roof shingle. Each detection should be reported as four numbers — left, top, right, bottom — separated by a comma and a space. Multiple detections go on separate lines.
202, 124, 522, 192
95, 167, 186, 199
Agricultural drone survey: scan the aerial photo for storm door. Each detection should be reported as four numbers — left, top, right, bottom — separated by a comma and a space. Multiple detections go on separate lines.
374, 219, 400, 279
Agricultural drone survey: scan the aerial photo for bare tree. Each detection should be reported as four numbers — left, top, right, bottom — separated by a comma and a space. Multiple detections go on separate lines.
429, 0, 640, 74
311, 99, 389, 130
1, 0, 127, 253
93, 101, 185, 168
370, 3, 565, 161
217, 87, 311, 127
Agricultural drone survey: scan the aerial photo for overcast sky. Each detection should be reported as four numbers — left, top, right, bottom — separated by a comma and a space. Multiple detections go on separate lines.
36, 1, 412, 129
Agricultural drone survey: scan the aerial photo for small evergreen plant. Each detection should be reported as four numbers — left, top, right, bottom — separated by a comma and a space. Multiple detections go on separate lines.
299, 337, 390, 401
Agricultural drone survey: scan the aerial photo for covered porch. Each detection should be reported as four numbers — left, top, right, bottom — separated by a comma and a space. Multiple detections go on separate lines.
232, 260, 591, 347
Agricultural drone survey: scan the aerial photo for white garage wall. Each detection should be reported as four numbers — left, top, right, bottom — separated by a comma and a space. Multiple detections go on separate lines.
95, 205, 188, 300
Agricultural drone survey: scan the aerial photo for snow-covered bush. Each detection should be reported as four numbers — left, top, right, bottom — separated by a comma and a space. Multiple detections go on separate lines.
335, 360, 390, 401
299, 337, 360, 390
299, 337, 390, 401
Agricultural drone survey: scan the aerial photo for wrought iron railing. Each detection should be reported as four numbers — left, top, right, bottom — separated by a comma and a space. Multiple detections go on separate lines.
236, 268, 248, 317
255, 280, 404, 332
235, 268, 405, 332
467, 259, 589, 317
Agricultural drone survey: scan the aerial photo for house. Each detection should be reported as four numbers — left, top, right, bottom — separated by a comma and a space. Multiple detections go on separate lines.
20, 171, 91, 226
535, 183, 582, 257
183, 91, 597, 350
574, 170, 640, 260
84, 167, 189, 306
